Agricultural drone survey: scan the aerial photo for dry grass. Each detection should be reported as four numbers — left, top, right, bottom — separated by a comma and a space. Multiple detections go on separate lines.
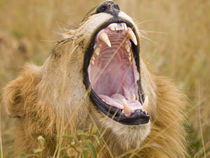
0, 0, 209, 157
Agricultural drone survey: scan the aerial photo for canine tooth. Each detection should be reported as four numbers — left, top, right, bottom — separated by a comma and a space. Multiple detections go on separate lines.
122, 99, 131, 115
142, 96, 148, 111
128, 28, 137, 46
99, 32, 111, 47
94, 48, 100, 56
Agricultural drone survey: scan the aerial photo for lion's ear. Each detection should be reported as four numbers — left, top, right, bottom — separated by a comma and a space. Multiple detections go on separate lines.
2, 64, 41, 118
3, 78, 24, 118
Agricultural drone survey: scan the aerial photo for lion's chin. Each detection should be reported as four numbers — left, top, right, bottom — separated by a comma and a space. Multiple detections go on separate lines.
96, 111, 151, 151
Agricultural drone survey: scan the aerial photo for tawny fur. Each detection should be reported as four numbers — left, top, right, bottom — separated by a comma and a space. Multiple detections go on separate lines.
2, 3, 186, 158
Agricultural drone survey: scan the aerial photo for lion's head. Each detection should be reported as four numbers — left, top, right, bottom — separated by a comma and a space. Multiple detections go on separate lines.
39, 0, 155, 149
3, 1, 185, 157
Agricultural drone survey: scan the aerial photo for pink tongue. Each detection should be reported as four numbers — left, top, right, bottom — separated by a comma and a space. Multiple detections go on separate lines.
99, 94, 141, 111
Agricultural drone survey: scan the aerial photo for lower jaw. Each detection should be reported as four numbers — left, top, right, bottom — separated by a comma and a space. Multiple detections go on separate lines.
87, 89, 149, 124
94, 113, 151, 153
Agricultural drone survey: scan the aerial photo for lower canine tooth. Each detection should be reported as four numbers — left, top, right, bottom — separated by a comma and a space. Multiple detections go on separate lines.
122, 99, 131, 115
128, 28, 137, 46
99, 32, 111, 47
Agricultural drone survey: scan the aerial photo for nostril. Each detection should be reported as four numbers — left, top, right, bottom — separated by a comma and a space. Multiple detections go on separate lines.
96, 1, 120, 16
96, 4, 110, 13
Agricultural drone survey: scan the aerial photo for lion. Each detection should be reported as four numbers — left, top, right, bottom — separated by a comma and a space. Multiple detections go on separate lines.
2, 1, 186, 157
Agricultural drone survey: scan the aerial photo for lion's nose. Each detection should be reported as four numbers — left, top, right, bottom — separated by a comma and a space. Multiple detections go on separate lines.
96, 1, 120, 17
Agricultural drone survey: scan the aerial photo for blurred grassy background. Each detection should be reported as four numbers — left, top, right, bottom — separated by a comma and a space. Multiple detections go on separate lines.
0, 0, 209, 157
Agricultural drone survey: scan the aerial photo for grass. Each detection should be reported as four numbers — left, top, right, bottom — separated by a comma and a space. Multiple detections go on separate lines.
0, 0, 210, 157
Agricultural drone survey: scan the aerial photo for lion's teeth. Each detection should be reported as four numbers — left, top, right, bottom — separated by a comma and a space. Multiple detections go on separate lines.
131, 94, 136, 100
122, 99, 131, 115
118, 23, 125, 31
108, 23, 118, 31
123, 23, 128, 31
94, 48, 100, 56
127, 48, 132, 62
116, 26, 120, 31
91, 60, 94, 65
108, 23, 127, 31
99, 32, 111, 47
129, 56, 132, 62
110, 26, 116, 31
125, 44, 130, 53
128, 28, 137, 46
142, 96, 148, 111
120, 25, 124, 30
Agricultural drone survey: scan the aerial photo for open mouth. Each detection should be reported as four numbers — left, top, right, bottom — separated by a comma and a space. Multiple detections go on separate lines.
84, 19, 150, 125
